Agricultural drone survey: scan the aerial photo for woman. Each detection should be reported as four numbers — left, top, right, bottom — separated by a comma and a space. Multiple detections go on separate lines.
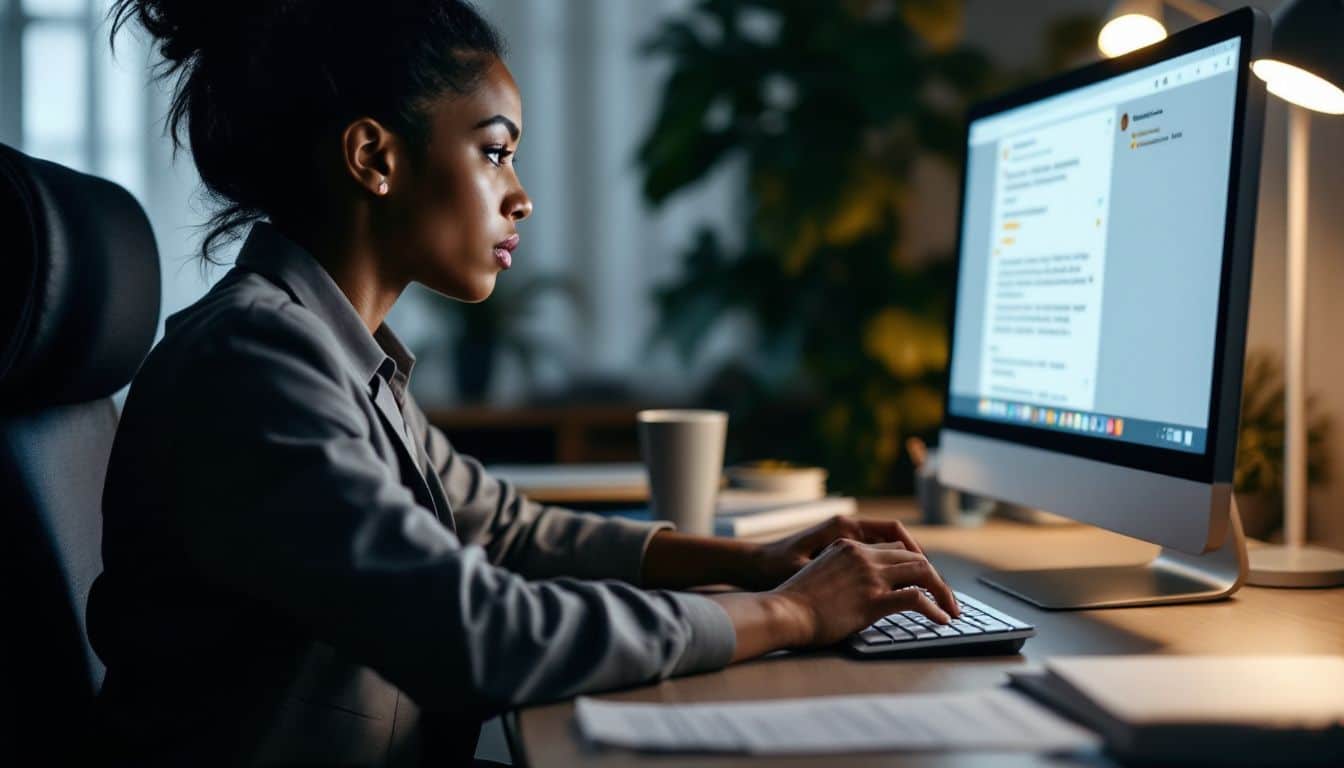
90, 1, 959, 765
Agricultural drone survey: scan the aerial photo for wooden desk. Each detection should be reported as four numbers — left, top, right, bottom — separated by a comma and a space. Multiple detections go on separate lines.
509, 499, 1344, 767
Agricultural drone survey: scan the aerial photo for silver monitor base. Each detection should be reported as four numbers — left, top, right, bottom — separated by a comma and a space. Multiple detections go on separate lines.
980, 497, 1248, 610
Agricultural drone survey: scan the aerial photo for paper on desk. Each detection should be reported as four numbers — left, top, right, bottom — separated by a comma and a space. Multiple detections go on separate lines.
575, 688, 1100, 755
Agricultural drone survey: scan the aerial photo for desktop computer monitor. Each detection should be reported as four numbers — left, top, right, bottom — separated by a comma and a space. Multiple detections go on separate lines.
939, 9, 1269, 609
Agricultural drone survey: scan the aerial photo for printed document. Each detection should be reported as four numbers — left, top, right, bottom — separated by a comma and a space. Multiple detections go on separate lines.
575, 688, 1099, 754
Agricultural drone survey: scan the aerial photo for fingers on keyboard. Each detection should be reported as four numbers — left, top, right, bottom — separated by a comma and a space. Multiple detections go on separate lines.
861, 591, 1032, 646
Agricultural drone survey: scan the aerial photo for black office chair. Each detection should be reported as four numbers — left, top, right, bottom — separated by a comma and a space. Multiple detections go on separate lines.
0, 143, 159, 758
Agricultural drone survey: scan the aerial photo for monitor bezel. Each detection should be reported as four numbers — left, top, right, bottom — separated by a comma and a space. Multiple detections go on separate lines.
941, 8, 1266, 485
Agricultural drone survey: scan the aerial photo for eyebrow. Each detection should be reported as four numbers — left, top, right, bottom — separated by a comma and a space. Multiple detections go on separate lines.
473, 115, 520, 140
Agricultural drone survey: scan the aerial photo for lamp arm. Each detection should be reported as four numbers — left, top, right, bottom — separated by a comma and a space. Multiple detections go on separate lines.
1164, 0, 1221, 21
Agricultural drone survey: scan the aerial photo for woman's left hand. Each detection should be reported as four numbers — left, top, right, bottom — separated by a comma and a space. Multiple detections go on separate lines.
743, 515, 931, 591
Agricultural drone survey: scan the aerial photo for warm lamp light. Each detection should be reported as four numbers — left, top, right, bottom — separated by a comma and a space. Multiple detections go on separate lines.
1251, 60, 1344, 114
1097, 0, 1220, 60
1247, 59, 1344, 114
1098, 13, 1168, 57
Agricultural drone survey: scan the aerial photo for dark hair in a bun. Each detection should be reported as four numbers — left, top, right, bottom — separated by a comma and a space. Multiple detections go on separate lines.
109, 0, 503, 262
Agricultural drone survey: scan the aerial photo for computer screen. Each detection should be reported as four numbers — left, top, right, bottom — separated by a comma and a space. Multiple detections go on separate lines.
946, 37, 1243, 456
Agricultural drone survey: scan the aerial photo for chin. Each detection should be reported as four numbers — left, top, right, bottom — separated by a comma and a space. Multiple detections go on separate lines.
421, 270, 496, 304
458, 273, 498, 304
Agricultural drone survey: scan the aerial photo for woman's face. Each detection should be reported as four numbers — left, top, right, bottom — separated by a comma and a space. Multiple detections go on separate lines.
397, 57, 532, 303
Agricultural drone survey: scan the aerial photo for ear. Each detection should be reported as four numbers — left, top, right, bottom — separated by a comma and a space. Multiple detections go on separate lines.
341, 117, 399, 197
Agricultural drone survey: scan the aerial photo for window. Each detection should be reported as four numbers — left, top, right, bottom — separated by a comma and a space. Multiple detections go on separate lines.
2, 0, 148, 201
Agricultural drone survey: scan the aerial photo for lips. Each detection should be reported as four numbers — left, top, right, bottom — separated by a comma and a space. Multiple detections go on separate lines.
493, 234, 519, 270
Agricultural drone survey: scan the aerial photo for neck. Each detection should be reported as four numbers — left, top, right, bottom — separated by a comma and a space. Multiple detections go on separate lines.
275, 216, 406, 334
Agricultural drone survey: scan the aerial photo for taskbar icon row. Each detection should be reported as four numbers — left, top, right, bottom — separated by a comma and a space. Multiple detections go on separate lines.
977, 399, 1125, 437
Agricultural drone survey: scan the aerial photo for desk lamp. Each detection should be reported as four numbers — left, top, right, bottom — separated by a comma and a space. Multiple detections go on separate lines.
1247, 0, 1344, 587
1098, 0, 1344, 586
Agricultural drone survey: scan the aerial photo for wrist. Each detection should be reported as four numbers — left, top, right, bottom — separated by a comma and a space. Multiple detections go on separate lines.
642, 530, 760, 590
732, 541, 769, 589
760, 590, 815, 649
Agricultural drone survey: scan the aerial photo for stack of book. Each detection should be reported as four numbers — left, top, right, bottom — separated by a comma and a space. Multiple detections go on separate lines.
712, 488, 855, 537
488, 462, 855, 538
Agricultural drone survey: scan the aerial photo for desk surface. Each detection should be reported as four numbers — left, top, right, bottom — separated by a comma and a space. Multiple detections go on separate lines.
509, 499, 1344, 767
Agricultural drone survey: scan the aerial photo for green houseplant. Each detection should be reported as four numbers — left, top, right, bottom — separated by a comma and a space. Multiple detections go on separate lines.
637, 0, 1099, 493
1234, 349, 1331, 539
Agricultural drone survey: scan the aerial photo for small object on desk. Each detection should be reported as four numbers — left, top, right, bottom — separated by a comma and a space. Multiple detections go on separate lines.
846, 589, 1035, 657
638, 409, 728, 536
1009, 655, 1344, 766
725, 460, 827, 498
603, 492, 857, 538
574, 688, 1099, 755
909, 438, 994, 527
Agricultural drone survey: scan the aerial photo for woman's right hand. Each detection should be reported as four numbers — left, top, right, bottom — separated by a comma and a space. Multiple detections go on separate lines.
710, 538, 960, 661
775, 538, 959, 647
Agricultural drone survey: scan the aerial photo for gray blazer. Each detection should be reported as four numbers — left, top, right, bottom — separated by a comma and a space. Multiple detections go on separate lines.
88, 223, 734, 766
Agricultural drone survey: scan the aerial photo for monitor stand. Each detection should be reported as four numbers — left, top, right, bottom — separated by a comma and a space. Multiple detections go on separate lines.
979, 497, 1248, 610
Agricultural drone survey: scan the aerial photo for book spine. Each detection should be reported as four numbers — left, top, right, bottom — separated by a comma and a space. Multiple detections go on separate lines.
716, 498, 857, 537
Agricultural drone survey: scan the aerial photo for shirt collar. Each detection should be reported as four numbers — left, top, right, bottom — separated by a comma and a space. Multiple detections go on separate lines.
235, 222, 416, 402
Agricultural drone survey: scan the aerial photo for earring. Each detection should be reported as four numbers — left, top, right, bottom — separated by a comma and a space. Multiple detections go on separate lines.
377, 177, 389, 195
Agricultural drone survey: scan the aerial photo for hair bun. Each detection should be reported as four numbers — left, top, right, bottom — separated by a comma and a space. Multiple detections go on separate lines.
112, 0, 273, 66
107, 0, 503, 265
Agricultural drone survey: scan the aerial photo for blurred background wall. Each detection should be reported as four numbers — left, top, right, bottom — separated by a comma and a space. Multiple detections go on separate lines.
3, 0, 1341, 547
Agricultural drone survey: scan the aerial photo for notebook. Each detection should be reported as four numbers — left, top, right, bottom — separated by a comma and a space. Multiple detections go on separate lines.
1009, 655, 1344, 765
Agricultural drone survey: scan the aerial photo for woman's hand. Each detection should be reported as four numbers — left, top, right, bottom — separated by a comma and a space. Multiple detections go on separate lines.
640, 515, 944, 594
745, 515, 933, 591
709, 536, 961, 661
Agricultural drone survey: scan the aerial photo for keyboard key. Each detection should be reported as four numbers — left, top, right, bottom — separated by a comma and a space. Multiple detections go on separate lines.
969, 616, 1012, 633
859, 627, 894, 645
971, 615, 1013, 632
971, 603, 1034, 630
949, 619, 984, 634
879, 621, 912, 639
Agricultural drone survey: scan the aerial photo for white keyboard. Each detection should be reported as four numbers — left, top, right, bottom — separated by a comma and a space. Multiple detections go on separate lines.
847, 590, 1036, 657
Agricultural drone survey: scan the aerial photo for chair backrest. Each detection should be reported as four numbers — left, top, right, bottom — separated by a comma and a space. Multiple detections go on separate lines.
0, 143, 159, 750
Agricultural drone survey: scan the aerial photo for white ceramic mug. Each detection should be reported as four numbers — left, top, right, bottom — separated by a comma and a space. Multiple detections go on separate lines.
637, 409, 727, 536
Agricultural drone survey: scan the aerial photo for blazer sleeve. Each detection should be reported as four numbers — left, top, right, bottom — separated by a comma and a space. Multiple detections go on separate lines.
172, 301, 735, 714
414, 409, 671, 583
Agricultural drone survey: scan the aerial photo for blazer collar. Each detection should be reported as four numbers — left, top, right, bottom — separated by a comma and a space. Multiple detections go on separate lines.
235, 222, 416, 396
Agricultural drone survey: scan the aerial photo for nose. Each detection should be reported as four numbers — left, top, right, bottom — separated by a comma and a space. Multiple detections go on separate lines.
504, 184, 533, 222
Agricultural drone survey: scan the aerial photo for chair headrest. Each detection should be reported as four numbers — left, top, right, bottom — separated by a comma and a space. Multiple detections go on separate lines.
0, 144, 160, 412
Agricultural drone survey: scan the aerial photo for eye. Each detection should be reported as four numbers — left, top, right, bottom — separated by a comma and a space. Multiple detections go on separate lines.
483, 145, 514, 167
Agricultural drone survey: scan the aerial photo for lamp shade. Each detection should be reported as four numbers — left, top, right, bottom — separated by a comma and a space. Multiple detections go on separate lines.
1273, 0, 1344, 83
1099, 0, 1168, 57
1252, 0, 1344, 113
